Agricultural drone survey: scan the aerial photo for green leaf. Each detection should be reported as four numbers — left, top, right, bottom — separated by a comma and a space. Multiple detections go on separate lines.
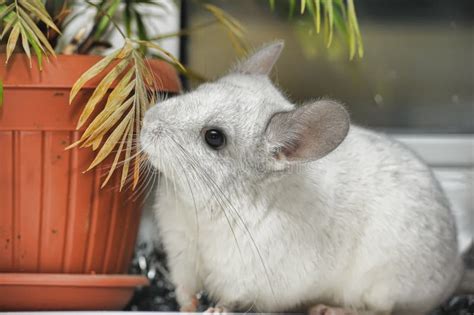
347, 0, 363, 58
123, 0, 133, 37
1, 15, 15, 39
0, 3, 14, 20
268, 0, 275, 11
95, 0, 121, 40
26, 31, 43, 70
134, 9, 148, 41
289, 0, 296, 19
332, 4, 348, 39
300, 0, 306, 14
326, 0, 334, 47
134, 9, 148, 54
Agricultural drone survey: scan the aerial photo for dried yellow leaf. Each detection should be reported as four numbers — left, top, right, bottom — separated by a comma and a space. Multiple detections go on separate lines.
19, 0, 60, 33
77, 58, 130, 129
18, 8, 55, 56
6, 24, 20, 63
83, 97, 134, 145
132, 152, 141, 190
105, 68, 135, 109
87, 109, 133, 171
69, 46, 126, 104
100, 122, 131, 188
91, 135, 102, 151
19, 26, 31, 67
138, 40, 185, 72
120, 115, 135, 190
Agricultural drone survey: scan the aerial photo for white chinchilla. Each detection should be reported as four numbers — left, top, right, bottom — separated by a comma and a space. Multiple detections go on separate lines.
140, 41, 471, 314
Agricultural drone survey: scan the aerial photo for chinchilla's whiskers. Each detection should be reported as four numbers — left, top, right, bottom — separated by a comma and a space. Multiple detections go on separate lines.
169, 139, 210, 219
119, 160, 155, 202
242, 299, 257, 314
97, 139, 151, 191
170, 144, 262, 309
170, 139, 276, 303
169, 156, 179, 216
161, 149, 170, 199
169, 138, 244, 253
172, 148, 201, 276
167, 139, 222, 281
111, 149, 144, 169
169, 144, 266, 300
128, 160, 158, 202
117, 140, 158, 201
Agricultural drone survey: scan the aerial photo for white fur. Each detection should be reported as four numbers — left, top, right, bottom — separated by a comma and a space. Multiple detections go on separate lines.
140, 43, 464, 314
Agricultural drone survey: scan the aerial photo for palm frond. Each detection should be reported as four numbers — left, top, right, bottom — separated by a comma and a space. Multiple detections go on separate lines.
203, 3, 248, 55
68, 41, 159, 190
290, 0, 363, 59
0, 0, 59, 67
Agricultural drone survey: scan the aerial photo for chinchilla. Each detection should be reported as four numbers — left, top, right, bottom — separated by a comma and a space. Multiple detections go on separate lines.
140, 41, 472, 314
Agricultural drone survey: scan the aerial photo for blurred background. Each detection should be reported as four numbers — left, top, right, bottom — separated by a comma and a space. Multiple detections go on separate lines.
184, 0, 473, 133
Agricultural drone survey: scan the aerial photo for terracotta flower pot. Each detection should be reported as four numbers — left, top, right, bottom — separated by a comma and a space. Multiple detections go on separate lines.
0, 54, 180, 310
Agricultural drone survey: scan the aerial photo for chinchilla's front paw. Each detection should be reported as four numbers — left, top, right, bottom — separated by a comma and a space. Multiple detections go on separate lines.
204, 306, 229, 314
179, 296, 199, 312
176, 286, 199, 312
309, 304, 359, 315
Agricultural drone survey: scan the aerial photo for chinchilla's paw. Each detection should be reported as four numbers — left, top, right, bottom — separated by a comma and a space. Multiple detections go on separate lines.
309, 304, 359, 315
204, 306, 229, 314
179, 296, 199, 312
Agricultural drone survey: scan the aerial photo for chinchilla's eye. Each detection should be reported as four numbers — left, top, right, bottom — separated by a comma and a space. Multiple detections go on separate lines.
204, 128, 226, 150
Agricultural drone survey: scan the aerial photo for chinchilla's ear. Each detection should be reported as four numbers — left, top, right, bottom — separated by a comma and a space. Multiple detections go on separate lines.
265, 100, 350, 163
233, 40, 284, 75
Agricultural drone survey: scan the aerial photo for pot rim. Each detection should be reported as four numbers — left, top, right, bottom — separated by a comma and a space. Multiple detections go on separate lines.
0, 53, 181, 92
0, 273, 149, 288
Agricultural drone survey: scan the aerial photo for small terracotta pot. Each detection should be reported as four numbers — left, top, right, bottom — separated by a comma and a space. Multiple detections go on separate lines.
0, 54, 180, 309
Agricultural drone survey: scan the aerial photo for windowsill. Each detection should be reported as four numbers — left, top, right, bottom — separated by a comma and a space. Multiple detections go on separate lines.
392, 133, 474, 167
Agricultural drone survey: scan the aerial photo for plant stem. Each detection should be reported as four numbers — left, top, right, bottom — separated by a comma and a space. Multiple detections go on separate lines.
77, 0, 126, 54
150, 19, 216, 41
